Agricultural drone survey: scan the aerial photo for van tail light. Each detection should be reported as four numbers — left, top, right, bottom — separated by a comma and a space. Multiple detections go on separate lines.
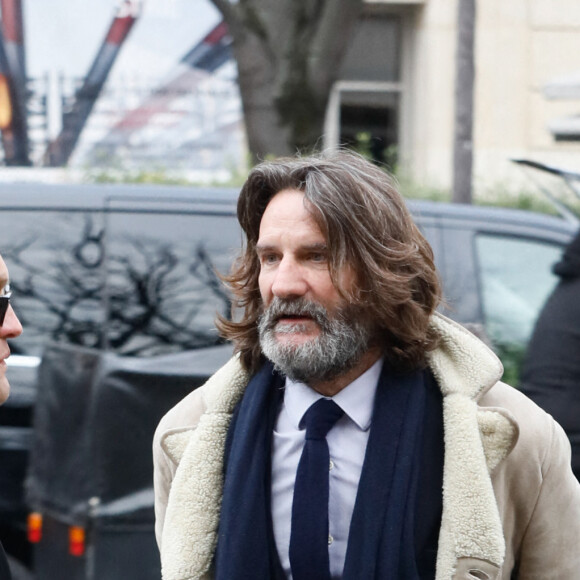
27, 512, 43, 543
69, 526, 86, 557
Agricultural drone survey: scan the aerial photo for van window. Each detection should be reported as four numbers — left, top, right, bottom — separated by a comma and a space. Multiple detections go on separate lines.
476, 234, 562, 384
4, 209, 107, 357
105, 208, 241, 356
3, 206, 241, 358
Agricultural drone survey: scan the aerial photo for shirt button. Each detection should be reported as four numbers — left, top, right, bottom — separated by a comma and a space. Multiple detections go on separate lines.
328, 535, 333, 545
329, 459, 334, 471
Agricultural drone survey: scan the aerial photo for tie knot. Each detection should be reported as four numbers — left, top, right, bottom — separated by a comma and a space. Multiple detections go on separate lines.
302, 398, 344, 440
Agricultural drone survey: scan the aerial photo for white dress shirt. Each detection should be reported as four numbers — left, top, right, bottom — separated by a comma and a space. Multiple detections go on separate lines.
271, 358, 383, 579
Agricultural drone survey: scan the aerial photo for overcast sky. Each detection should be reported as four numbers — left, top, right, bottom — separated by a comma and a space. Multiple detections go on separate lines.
24, 0, 221, 81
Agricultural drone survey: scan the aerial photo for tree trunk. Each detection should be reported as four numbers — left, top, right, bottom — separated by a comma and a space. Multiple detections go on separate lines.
452, 0, 476, 204
230, 23, 295, 162
212, 0, 363, 163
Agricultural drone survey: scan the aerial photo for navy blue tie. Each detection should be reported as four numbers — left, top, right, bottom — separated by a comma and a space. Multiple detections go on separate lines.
289, 398, 345, 580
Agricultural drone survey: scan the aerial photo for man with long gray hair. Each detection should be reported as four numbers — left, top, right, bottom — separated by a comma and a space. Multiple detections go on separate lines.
153, 151, 580, 579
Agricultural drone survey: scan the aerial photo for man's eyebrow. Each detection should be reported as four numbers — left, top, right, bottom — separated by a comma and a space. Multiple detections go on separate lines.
302, 243, 327, 251
255, 242, 328, 253
255, 244, 276, 254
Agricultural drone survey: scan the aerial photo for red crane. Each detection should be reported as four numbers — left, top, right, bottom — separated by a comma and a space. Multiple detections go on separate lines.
103, 21, 232, 141
45, 0, 142, 166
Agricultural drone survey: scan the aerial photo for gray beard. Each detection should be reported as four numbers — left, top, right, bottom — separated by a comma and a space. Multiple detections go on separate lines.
257, 297, 374, 384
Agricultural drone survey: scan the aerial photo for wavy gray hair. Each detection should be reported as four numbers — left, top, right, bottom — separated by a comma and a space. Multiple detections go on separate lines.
217, 150, 442, 373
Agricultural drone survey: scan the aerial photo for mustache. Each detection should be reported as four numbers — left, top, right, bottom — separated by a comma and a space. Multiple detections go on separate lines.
259, 297, 330, 332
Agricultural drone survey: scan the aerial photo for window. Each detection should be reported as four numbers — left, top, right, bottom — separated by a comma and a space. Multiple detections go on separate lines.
324, 14, 403, 165
105, 207, 241, 355
3, 210, 107, 356
1, 201, 241, 357
476, 234, 562, 383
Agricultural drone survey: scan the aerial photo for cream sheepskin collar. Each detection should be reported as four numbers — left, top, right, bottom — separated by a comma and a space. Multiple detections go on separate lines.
160, 313, 518, 580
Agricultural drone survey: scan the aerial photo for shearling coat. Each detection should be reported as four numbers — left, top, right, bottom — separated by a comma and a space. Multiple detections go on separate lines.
153, 313, 580, 580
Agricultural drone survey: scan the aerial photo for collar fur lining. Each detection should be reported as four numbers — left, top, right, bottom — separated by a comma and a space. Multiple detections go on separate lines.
428, 313, 503, 400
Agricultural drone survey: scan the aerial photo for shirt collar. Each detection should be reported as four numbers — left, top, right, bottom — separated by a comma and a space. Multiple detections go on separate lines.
284, 357, 383, 431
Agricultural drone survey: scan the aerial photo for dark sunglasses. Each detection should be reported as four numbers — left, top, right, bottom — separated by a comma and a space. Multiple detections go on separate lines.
0, 284, 11, 326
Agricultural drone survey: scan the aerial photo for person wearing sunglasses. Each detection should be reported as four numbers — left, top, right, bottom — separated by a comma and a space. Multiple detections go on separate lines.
0, 253, 22, 580
0, 254, 21, 404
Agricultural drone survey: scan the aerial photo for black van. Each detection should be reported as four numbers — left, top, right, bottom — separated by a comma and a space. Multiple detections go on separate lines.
1, 182, 576, 368
0, 182, 576, 578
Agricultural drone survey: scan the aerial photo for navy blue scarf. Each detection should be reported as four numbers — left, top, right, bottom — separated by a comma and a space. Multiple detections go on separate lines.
215, 361, 443, 579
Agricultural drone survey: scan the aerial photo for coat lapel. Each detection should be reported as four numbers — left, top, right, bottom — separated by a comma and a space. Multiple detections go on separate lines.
160, 357, 249, 580
428, 314, 518, 579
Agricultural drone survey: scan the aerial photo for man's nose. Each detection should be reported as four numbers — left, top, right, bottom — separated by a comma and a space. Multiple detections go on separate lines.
0, 306, 23, 339
271, 258, 308, 299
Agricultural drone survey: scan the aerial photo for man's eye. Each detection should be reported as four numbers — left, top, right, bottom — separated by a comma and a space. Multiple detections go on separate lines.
310, 253, 327, 262
262, 254, 279, 265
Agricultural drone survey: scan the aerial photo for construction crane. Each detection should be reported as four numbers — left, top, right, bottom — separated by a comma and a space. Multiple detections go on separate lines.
44, 0, 142, 167
0, 2, 229, 168
108, 21, 232, 136
88, 19, 233, 169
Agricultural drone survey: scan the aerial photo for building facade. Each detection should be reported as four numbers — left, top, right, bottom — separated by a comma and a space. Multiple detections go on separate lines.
324, 0, 580, 194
